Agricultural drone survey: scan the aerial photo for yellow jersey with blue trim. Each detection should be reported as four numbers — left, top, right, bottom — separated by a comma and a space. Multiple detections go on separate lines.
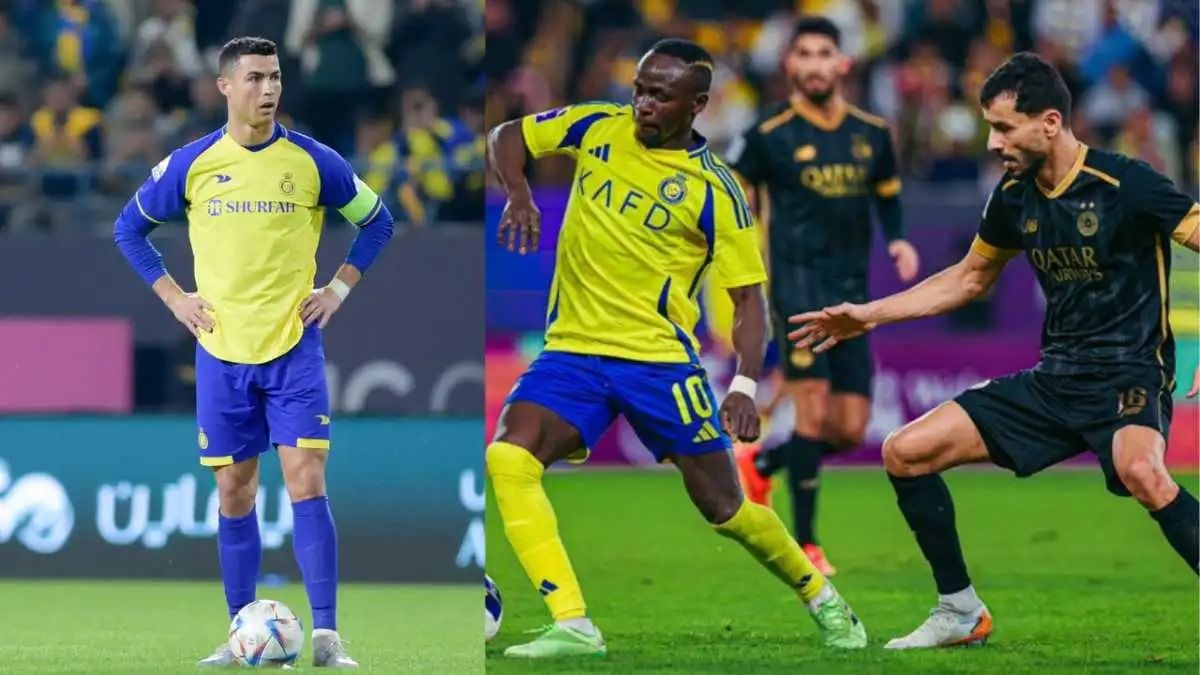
134, 123, 383, 364
521, 103, 766, 364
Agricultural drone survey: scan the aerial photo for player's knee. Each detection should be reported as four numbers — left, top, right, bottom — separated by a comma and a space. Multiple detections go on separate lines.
793, 410, 828, 439
281, 451, 327, 502
700, 494, 742, 525
213, 461, 258, 515
284, 469, 325, 502
826, 424, 867, 451
484, 441, 509, 478
285, 481, 325, 503
790, 389, 828, 438
1116, 452, 1173, 507
485, 441, 539, 482
215, 476, 257, 517
881, 428, 921, 477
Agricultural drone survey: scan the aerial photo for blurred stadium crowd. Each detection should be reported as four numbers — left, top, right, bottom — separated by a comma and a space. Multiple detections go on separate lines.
0, 0, 484, 231
485, 0, 1199, 196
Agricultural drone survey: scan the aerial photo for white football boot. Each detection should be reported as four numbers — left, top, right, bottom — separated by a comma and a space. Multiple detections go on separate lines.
196, 642, 235, 667
885, 604, 993, 649
313, 629, 359, 668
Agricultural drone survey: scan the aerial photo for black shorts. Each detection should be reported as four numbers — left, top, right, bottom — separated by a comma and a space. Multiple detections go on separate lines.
954, 367, 1174, 496
770, 264, 872, 396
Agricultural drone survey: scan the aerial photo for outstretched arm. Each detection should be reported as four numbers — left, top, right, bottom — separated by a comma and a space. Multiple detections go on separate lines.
864, 248, 1006, 325
789, 249, 1009, 353
487, 120, 541, 254
721, 283, 767, 442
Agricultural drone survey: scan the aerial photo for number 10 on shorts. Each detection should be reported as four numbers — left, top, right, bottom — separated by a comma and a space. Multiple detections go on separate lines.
672, 375, 715, 425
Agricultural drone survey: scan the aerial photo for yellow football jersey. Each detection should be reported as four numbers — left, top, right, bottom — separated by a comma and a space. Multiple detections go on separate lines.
135, 123, 382, 364
521, 103, 766, 363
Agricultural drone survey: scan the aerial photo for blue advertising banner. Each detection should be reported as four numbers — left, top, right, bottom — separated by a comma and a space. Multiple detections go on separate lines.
0, 417, 484, 582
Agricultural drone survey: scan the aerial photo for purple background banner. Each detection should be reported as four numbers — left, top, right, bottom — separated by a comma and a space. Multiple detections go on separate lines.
0, 318, 133, 412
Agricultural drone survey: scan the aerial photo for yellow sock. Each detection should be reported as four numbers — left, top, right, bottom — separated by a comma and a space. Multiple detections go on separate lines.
486, 441, 586, 620
715, 499, 827, 603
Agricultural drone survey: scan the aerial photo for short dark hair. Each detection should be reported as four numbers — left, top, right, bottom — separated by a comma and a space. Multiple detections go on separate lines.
646, 38, 714, 93
218, 37, 277, 74
793, 16, 841, 47
980, 52, 1072, 126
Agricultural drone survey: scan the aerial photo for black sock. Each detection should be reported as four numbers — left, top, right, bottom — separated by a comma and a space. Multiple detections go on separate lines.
788, 435, 826, 544
1150, 486, 1199, 573
889, 472, 971, 594
755, 439, 789, 478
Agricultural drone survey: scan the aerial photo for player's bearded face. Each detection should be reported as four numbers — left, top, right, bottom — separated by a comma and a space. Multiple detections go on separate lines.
983, 94, 1056, 177
786, 35, 847, 103
219, 54, 282, 128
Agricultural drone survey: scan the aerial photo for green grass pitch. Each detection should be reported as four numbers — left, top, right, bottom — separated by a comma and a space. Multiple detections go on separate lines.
485, 467, 1199, 673
0, 581, 478, 673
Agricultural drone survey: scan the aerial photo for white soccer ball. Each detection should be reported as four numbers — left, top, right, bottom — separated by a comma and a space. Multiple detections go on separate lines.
485, 575, 503, 642
228, 599, 304, 667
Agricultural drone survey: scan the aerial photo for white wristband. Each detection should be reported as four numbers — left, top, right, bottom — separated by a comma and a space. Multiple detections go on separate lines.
328, 278, 351, 301
728, 375, 757, 400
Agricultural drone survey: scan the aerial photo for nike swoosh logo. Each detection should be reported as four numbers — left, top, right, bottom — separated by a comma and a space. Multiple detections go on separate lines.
316, 414, 330, 425
215, 174, 232, 183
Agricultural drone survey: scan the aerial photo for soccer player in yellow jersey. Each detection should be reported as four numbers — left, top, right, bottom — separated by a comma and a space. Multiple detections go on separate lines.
486, 39, 866, 658
114, 37, 394, 668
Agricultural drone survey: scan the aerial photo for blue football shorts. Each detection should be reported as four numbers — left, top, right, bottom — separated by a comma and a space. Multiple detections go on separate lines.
505, 350, 730, 462
195, 324, 331, 466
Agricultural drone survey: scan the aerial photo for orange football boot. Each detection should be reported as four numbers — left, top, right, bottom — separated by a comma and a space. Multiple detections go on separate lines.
734, 443, 773, 506
802, 543, 838, 577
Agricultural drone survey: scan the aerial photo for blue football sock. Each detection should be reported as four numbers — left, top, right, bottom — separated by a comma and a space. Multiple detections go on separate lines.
292, 496, 339, 630
218, 507, 261, 619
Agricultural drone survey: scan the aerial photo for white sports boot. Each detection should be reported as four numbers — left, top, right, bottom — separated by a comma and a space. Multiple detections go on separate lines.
885, 604, 993, 649
312, 629, 359, 668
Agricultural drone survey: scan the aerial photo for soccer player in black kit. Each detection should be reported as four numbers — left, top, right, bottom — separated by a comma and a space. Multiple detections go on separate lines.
727, 16, 920, 576
791, 52, 1199, 649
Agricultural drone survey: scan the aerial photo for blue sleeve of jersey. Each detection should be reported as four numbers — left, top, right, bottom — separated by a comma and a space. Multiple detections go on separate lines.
345, 201, 395, 273
135, 129, 223, 222
113, 130, 221, 284
289, 133, 358, 208
134, 150, 190, 223
113, 198, 168, 286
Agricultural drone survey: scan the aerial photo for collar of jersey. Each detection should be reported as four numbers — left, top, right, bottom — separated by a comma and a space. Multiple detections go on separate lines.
221, 121, 285, 152
789, 95, 846, 131
634, 129, 707, 156
1034, 142, 1088, 200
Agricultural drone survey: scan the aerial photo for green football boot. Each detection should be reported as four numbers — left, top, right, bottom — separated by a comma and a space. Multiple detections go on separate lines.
503, 624, 607, 658
811, 590, 868, 649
